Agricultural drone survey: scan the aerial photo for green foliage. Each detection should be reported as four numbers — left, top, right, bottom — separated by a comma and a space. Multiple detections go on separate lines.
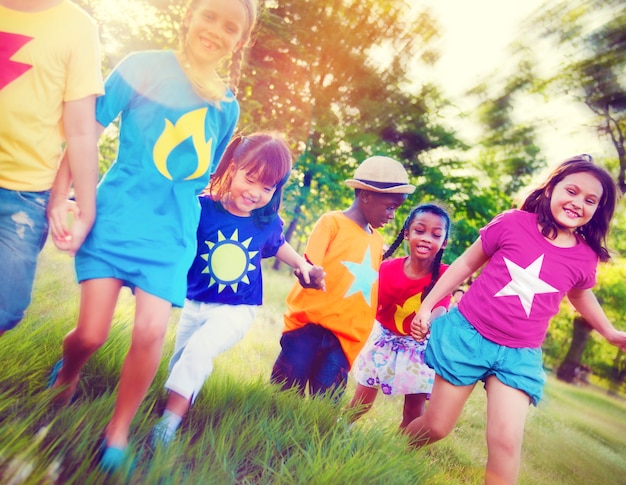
532, 0, 626, 193
241, 0, 467, 243
542, 258, 626, 382
470, 68, 547, 196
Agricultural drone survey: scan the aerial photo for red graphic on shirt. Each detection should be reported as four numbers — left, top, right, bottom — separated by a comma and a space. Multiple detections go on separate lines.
0, 32, 34, 90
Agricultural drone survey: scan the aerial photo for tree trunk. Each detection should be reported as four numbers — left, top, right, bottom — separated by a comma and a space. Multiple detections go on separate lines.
272, 209, 301, 270
556, 316, 593, 383
608, 349, 626, 396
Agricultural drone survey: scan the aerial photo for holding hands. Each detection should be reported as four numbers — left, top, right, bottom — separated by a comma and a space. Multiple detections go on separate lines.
410, 307, 432, 342
294, 264, 326, 291
47, 195, 93, 256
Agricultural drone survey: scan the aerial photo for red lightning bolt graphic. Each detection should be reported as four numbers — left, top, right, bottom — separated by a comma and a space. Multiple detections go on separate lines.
0, 32, 34, 90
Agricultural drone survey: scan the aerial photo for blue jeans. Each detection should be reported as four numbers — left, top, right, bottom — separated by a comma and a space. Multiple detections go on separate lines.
0, 188, 50, 331
270, 323, 349, 398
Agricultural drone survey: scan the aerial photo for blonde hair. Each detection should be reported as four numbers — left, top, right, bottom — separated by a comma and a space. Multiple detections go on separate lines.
180, 0, 258, 99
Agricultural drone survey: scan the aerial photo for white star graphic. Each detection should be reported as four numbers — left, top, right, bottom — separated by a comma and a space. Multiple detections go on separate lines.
341, 246, 378, 306
494, 255, 559, 317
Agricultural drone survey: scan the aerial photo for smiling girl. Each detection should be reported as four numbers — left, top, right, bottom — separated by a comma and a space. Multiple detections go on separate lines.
150, 133, 324, 449
347, 204, 452, 429
46, 0, 258, 475
408, 155, 626, 484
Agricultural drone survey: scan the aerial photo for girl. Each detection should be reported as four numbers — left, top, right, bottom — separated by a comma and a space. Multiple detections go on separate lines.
409, 155, 626, 485
347, 204, 452, 429
46, 0, 258, 474
150, 133, 323, 449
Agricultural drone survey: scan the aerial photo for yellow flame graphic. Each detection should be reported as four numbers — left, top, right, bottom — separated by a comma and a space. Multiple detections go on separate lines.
393, 292, 422, 334
152, 108, 213, 180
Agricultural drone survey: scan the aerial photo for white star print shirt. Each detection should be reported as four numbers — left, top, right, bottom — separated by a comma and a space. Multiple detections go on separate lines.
459, 210, 598, 348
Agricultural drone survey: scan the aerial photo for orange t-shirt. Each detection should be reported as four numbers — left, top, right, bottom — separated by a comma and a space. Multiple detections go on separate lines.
283, 211, 384, 367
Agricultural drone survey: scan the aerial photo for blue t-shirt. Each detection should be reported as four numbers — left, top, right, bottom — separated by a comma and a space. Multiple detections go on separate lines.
75, 51, 239, 307
186, 197, 285, 305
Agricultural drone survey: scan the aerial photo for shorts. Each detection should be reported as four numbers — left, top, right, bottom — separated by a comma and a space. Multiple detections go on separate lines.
0, 188, 50, 330
270, 323, 349, 398
353, 322, 434, 396
426, 307, 546, 405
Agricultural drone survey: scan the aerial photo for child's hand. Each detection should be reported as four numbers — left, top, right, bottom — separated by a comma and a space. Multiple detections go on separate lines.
410, 308, 432, 342
607, 329, 626, 352
47, 194, 75, 250
294, 265, 326, 291
47, 198, 92, 256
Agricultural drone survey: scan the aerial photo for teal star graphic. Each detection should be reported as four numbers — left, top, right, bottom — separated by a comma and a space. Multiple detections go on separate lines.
341, 246, 378, 306
494, 255, 559, 317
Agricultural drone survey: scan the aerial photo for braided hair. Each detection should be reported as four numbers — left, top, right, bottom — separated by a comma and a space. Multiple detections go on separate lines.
384, 203, 451, 301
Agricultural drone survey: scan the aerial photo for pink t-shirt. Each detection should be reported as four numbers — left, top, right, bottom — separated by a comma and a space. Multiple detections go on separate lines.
459, 210, 597, 348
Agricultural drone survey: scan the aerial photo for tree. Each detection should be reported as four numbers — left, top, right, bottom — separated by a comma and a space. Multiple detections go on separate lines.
535, 0, 626, 193
470, 58, 547, 197
525, 0, 626, 386
550, 260, 626, 385
241, 0, 465, 251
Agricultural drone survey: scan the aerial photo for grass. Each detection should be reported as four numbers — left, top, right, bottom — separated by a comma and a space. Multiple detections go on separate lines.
1, 243, 626, 484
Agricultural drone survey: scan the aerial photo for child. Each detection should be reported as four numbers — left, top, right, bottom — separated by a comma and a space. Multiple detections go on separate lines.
347, 203, 452, 429
270, 156, 415, 398
150, 133, 325, 448
46, 0, 258, 474
409, 155, 626, 484
0, 0, 102, 334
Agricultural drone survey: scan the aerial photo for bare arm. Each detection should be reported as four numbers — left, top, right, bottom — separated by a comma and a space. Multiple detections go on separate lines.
411, 237, 489, 341
49, 98, 103, 254
276, 242, 326, 291
567, 288, 626, 351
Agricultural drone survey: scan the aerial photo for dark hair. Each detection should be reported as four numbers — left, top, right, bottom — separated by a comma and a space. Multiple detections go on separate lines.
384, 203, 451, 301
208, 133, 292, 226
180, 0, 258, 96
520, 155, 618, 262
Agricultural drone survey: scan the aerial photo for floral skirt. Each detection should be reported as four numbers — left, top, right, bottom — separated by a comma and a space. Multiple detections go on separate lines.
353, 322, 435, 396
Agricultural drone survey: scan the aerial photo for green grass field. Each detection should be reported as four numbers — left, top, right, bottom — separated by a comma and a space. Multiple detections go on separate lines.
1, 243, 625, 484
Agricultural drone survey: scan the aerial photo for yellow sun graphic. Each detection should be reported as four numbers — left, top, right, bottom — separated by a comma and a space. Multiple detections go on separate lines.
201, 229, 258, 293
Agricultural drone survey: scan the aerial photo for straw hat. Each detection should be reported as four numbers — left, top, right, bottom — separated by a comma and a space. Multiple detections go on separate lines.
345, 156, 415, 194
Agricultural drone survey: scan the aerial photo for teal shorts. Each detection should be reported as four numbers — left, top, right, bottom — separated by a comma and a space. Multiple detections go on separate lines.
425, 307, 546, 405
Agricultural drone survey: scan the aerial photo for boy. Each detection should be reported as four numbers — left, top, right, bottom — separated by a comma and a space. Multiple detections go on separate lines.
0, 0, 103, 334
271, 156, 415, 397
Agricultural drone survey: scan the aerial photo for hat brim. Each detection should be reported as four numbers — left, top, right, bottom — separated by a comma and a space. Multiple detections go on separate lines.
345, 179, 416, 194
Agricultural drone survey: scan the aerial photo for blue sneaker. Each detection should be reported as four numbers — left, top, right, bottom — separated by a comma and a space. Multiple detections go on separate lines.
149, 422, 177, 450
96, 438, 136, 477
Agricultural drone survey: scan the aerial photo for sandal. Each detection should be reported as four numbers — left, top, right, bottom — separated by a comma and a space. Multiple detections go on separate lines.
46, 359, 64, 389
46, 359, 77, 404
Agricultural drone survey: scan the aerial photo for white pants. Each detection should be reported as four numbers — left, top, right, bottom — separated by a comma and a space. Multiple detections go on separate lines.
165, 299, 256, 403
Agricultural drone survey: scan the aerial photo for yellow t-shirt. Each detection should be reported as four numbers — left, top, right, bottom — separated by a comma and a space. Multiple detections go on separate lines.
0, 0, 103, 191
283, 211, 384, 367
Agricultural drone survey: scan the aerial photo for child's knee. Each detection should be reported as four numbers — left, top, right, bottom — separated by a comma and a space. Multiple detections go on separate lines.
132, 320, 168, 347
486, 428, 523, 458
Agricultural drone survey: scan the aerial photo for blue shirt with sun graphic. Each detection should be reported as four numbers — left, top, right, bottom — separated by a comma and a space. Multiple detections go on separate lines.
186, 197, 285, 305
75, 51, 239, 307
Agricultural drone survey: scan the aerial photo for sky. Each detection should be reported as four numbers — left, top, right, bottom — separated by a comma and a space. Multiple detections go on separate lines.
419, 0, 613, 167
